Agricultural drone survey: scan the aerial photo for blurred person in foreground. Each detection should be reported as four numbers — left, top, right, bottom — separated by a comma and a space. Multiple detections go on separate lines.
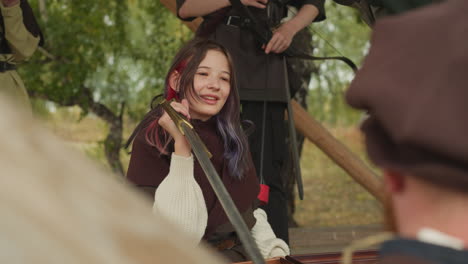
0, 0, 43, 111
345, 0, 468, 263
0, 94, 226, 264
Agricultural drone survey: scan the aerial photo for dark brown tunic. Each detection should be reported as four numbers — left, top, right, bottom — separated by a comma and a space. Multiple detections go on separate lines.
126, 118, 260, 240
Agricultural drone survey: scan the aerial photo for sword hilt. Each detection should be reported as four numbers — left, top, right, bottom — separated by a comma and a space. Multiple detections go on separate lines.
158, 98, 194, 134
157, 97, 212, 158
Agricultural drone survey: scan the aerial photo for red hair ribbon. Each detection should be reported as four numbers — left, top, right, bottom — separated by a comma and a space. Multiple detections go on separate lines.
166, 88, 180, 101
166, 60, 187, 101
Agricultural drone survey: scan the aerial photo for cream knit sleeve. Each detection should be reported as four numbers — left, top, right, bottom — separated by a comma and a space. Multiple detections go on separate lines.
251, 208, 290, 258
153, 153, 208, 245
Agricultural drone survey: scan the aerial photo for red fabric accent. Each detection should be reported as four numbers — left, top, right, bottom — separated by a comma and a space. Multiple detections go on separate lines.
166, 88, 179, 101
175, 60, 187, 72
258, 184, 269, 205
165, 60, 187, 101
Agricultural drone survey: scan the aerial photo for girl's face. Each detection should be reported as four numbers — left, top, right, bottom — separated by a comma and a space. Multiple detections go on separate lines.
188, 49, 231, 121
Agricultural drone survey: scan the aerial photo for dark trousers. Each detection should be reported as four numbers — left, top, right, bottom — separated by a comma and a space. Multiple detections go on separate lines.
241, 101, 289, 244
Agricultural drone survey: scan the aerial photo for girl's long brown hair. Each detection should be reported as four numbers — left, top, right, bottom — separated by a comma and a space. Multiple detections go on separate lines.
126, 38, 251, 179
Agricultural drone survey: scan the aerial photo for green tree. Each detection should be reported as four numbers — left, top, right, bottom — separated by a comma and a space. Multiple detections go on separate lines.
308, 1, 371, 125
22, 0, 192, 175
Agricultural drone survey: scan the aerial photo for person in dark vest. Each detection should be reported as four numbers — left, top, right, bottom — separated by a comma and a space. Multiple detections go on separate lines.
0, 0, 43, 111
345, 0, 468, 263
176, 0, 326, 244
126, 38, 289, 262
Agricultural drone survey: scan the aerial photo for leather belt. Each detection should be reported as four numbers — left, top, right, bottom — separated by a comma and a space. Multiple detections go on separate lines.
208, 235, 240, 251
0, 61, 16, 72
213, 238, 237, 251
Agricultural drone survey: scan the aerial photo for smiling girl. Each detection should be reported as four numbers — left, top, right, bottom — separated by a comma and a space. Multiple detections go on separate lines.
126, 38, 288, 262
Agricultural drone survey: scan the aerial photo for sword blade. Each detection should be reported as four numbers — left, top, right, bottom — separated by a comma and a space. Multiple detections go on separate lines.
158, 97, 265, 263
181, 124, 265, 264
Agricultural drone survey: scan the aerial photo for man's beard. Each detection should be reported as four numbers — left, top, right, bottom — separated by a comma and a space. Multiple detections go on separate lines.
383, 192, 398, 233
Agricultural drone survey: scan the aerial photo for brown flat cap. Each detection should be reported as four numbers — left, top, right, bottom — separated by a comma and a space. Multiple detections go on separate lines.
346, 0, 468, 193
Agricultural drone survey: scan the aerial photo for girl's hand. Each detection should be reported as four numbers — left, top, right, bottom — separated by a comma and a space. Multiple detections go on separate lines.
264, 22, 295, 54
240, 0, 268, 9
158, 99, 192, 157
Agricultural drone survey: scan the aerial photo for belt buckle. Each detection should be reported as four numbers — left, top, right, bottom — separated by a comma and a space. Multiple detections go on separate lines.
226, 16, 240, 27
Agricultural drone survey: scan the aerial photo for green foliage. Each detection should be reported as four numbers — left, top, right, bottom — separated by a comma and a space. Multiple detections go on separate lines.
21, 0, 371, 126
21, 0, 370, 127
124, 0, 193, 118
308, 2, 371, 125
21, 0, 192, 118
29, 98, 52, 119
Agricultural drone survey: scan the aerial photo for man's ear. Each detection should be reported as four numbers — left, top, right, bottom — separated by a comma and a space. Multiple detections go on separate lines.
384, 169, 405, 194
168, 71, 181, 93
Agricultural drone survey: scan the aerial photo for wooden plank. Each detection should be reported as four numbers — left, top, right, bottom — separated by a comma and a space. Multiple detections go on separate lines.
289, 226, 382, 255
291, 101, 384, 203
234, 250, 378, 264
235, 258, 282, 264
288, 250, 378, 264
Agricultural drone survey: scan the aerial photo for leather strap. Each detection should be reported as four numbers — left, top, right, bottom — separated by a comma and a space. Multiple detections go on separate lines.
0, 61, 16, 72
